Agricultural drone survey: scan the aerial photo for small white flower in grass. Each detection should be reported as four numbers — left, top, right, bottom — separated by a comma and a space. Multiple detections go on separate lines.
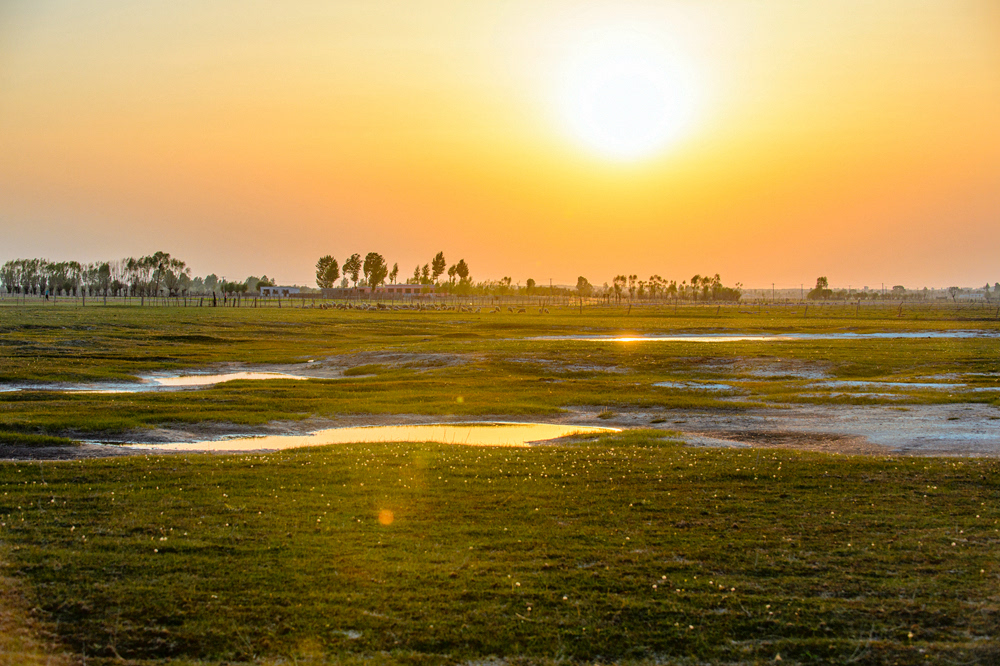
563, 596, 568, 601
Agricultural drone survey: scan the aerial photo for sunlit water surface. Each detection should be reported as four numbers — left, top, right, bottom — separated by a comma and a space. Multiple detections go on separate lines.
0, 371, 314, 393
531, 331, 993, 342
126, 423, 618, 452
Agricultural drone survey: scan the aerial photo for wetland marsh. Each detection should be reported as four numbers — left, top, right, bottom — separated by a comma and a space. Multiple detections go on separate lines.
0, 301, 998, 664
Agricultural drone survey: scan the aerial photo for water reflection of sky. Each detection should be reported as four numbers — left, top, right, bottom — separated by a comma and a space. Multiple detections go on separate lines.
123, 423, 619, 452
531, 331, 992, 342
0, 371, 315, 394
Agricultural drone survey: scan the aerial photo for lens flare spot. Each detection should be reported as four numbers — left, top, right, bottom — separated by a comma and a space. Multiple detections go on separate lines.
378, 509, 395, 526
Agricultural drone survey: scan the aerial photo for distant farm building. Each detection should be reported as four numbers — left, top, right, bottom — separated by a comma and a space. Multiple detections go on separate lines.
320, 284, 437, 299
260, 286, 300, 297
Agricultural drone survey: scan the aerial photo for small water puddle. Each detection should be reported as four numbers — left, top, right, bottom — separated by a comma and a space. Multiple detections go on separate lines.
653, 381, 740, 392
0, 371, 316, 394
125, 422, 618, 452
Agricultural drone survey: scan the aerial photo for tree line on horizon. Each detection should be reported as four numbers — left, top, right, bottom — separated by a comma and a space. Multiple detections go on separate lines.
315, 251, 473, 294
0, 253, 273, 299
314, 252, 744, 302
805, 277, 1000, 302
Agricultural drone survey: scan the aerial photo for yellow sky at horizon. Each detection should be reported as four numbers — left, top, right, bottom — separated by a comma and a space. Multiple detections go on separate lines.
1, 1, 999, 288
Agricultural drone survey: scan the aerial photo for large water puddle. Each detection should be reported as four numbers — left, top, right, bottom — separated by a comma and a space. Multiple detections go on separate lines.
811, 380, 999, 392
125, 422, 618, 452
0, 371, 316, 394
532, 331, 993, 343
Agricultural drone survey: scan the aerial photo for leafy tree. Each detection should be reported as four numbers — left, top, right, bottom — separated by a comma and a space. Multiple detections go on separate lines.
648, 275, 663, 299
431, 252, 447, 283
612, 275, 626, 303
525, 278, 536, 294
315, 256, 340, 289
447, 264, 458, 284
388, 263, 399, 284
343, 254, 362, 288
576, 276, 593, 297
454, 259, 470, 282
163, 262, 191, 296
363, 252, 388, 288
421, 264, 431, 284
808, 276, 833, 300
947, 286, 960, 301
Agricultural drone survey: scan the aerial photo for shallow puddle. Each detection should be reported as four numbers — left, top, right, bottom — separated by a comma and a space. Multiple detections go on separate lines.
125, 422, 618, 452
146, 372, 310, 388
815, 380, 966, 390
532, 331, 992, 343
0, 371, 315, 393
653, 381, 739, 392
810, 380, 999, 392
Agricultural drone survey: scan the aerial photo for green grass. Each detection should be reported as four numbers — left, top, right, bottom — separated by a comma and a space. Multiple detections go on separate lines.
1, 431, 998, 664
0, 303, 998, 437
0, 430, 78, 447
0, 302, 999, 663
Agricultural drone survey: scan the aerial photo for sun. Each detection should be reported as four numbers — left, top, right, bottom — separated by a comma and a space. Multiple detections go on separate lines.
557, 32, 698, 162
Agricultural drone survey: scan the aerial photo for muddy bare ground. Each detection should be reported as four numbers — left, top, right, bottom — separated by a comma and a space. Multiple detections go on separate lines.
3, 402, 999, 460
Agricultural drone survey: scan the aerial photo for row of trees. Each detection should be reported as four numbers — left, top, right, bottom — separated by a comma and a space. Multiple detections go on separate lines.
0, 253, 273, 299
316, 251, 473, 293
601, 273, 741, 302
808, 277, 1000, 301
315, 253, 399, 290
314, 252, 743, 302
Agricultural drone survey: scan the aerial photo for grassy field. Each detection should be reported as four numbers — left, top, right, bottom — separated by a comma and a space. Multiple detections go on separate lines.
0, 302, 999, 664
0, 302, 998, 439
2, 431, 999, 665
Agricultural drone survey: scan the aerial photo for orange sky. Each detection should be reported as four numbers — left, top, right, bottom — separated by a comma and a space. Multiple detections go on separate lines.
1, 1, 999, 288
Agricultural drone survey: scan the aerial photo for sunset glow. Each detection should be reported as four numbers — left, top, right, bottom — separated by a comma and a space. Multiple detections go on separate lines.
1, 1, 998, 287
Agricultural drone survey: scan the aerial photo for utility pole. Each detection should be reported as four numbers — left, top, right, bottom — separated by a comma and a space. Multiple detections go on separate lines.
772, 283, 775, 303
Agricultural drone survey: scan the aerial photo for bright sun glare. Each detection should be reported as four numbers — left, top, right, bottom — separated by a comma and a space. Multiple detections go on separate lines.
558, 31, 697, 162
